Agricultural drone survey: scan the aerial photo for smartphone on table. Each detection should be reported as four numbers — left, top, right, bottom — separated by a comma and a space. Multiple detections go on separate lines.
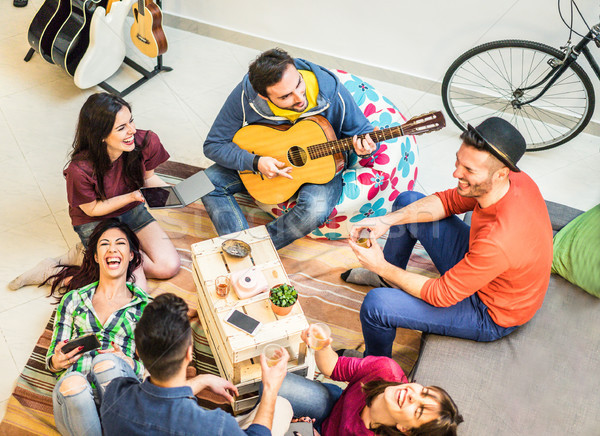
225, 309, 262, 336
62, 333, 102, 354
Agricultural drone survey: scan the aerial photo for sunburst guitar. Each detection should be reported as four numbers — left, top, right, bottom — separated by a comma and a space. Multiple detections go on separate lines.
235, 111, 446, 204
130, 0, 167, 57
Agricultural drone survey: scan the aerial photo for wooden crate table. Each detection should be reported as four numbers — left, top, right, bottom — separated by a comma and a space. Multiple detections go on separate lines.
191, 226, 315, 413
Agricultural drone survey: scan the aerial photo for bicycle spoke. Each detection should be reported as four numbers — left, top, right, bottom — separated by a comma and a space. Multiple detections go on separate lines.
443, 40, 594, 150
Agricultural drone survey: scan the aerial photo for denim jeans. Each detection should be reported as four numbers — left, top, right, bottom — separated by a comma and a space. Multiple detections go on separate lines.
264, 373, 344, 431
52, 354, 137, 436
73, 203, 155, 248
202, 164, 343, 249
360, 191, 518, 357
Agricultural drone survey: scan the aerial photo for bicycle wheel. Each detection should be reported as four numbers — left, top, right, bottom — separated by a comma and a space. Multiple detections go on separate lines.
442, 39, 595, 151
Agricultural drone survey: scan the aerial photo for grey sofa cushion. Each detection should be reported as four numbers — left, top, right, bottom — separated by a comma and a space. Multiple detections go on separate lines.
412, 275, 600, 435
463, 200, 584, 233
544, 200, 585, 232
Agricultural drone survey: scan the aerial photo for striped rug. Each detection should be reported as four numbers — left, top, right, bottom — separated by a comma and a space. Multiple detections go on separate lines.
0, 197, 437, 435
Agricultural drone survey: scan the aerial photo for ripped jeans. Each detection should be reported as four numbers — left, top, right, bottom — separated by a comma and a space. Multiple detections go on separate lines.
52, 354, 137, 436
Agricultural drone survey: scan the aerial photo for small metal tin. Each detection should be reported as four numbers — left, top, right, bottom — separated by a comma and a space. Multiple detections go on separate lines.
221, 239, 251, 258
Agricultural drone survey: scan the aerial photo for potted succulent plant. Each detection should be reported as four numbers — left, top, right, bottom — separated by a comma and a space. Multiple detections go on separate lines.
269, 283, 298, 316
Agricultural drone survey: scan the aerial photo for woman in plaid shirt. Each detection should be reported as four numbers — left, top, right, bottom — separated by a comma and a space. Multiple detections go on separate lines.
45, 219, 151, 436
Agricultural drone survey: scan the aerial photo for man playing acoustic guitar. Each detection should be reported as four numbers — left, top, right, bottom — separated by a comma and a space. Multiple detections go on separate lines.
201, 48, 376, 249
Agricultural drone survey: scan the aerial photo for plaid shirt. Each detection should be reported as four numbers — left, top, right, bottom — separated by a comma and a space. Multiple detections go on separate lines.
47, 281, 151, 379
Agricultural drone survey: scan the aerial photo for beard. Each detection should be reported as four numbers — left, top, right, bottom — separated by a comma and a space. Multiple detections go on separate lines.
456, 177, 493, 198
270, 96, 308, 113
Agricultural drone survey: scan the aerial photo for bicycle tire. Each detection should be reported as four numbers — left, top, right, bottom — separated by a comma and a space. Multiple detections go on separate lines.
441, 39, 595, 151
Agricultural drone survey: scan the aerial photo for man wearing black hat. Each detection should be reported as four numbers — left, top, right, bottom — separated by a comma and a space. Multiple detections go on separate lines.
343, 117, 553, 357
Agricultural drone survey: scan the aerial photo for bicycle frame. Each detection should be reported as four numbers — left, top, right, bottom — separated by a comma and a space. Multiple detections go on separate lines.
513, 23, 600, 108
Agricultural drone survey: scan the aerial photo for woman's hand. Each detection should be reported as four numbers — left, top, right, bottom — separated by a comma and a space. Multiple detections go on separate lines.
98, 342, 135, 369
50, 340, 84, 372
300, 327, 332, 350
130, 190, 145, 203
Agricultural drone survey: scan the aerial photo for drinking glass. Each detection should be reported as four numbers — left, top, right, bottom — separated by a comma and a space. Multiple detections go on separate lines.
215, 275, 230, 298
308, 323, 331, 351
263, 344, 285, 367
356, 228, 372, 248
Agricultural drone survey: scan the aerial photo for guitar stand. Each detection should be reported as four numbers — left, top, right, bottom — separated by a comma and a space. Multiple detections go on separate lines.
23, 0, 171, 98
97, 55, 172, 97
24, 48, 172, 98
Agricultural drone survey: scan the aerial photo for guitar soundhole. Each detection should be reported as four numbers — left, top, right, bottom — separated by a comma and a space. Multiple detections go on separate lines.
287, 146, 307, 167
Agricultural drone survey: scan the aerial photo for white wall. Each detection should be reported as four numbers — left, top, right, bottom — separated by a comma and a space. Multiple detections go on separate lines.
164, 0, 600, 121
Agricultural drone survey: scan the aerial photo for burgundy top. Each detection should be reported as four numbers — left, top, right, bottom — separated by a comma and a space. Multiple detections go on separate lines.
322, 356, 409, 436
64, 130, 170, 226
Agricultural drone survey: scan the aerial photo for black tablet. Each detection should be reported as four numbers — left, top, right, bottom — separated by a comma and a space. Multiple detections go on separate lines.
140, 186, 183, 208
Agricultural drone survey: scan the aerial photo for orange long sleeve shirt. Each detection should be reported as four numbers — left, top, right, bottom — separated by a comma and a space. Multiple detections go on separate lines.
421, 172, 553, 327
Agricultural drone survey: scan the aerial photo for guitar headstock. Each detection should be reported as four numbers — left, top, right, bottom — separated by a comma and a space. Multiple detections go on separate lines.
401, 111, 446, 136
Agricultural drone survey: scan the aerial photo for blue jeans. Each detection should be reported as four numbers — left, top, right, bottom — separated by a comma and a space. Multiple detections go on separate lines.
73, 203, 155, 248
262, 373, 343, 431
52, 354, 137, 436
360, 191, 518, 357
202, 164, 343, 249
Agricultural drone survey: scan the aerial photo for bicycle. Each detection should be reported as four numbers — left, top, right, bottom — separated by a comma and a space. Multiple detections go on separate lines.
441, 0, 600, 151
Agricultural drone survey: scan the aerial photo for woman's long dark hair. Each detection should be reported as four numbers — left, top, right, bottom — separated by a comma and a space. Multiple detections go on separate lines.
46, 219, 143, 302
362, 379, 463, 436
69, 92, 148, 199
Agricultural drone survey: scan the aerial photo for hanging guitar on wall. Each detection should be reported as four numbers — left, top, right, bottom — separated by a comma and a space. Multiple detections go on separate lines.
130, 0, 168, 58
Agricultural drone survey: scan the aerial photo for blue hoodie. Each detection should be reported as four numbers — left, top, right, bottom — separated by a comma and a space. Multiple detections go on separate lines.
203, 58, 373, 172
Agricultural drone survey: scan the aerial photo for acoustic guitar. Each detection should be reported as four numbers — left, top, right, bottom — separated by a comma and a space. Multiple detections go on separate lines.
74, 0, 135, 89
130, 0, 168, 58
50, 0, 103, 76
235, 111, 446, 204
27, 0, 75, 63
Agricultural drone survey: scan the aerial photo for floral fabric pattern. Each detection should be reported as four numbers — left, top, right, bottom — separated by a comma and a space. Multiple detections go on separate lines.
257, 69, 420, 240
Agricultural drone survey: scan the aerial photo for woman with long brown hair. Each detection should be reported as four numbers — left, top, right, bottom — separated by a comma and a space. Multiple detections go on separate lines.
47, 219, 151, 436
10, 92, 180, 290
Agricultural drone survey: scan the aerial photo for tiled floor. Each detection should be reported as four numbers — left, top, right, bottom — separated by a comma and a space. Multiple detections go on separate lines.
1, 0, 599, 423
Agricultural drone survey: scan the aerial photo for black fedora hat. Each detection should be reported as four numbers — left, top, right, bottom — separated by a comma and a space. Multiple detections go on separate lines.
466, 117, 526, 172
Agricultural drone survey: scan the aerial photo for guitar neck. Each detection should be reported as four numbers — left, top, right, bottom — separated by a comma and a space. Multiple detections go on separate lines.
308, 126, 404, 159
308, 110, 444, 160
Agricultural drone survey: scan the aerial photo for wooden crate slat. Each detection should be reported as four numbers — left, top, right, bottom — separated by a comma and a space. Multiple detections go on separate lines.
248, 238, 278, 265
244, 299, 277, 324
191, 225, 315, 405
195, 251, 229, 280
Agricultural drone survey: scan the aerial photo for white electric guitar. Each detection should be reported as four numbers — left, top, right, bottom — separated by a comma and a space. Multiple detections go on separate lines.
74, 0, 135, 89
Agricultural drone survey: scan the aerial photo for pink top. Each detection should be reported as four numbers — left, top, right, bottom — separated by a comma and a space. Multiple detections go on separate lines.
64, 130, 169, 226
422, 171, 553, 327
322, 356, 408, 436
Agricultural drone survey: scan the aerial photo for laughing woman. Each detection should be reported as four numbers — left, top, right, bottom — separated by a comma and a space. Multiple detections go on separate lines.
9, 92, 179, 290
47, 219, 150, 436
275, 328, 463, 436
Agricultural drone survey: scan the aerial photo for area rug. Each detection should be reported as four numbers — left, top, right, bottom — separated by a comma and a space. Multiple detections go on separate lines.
0, 194, 437, 435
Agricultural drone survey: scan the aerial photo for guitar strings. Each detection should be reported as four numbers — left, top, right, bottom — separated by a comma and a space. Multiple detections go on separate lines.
282, 119, 439, 161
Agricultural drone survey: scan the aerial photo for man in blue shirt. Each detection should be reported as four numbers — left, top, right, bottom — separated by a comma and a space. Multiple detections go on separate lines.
100, 293, 290, 435
201, 48, 377, 249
